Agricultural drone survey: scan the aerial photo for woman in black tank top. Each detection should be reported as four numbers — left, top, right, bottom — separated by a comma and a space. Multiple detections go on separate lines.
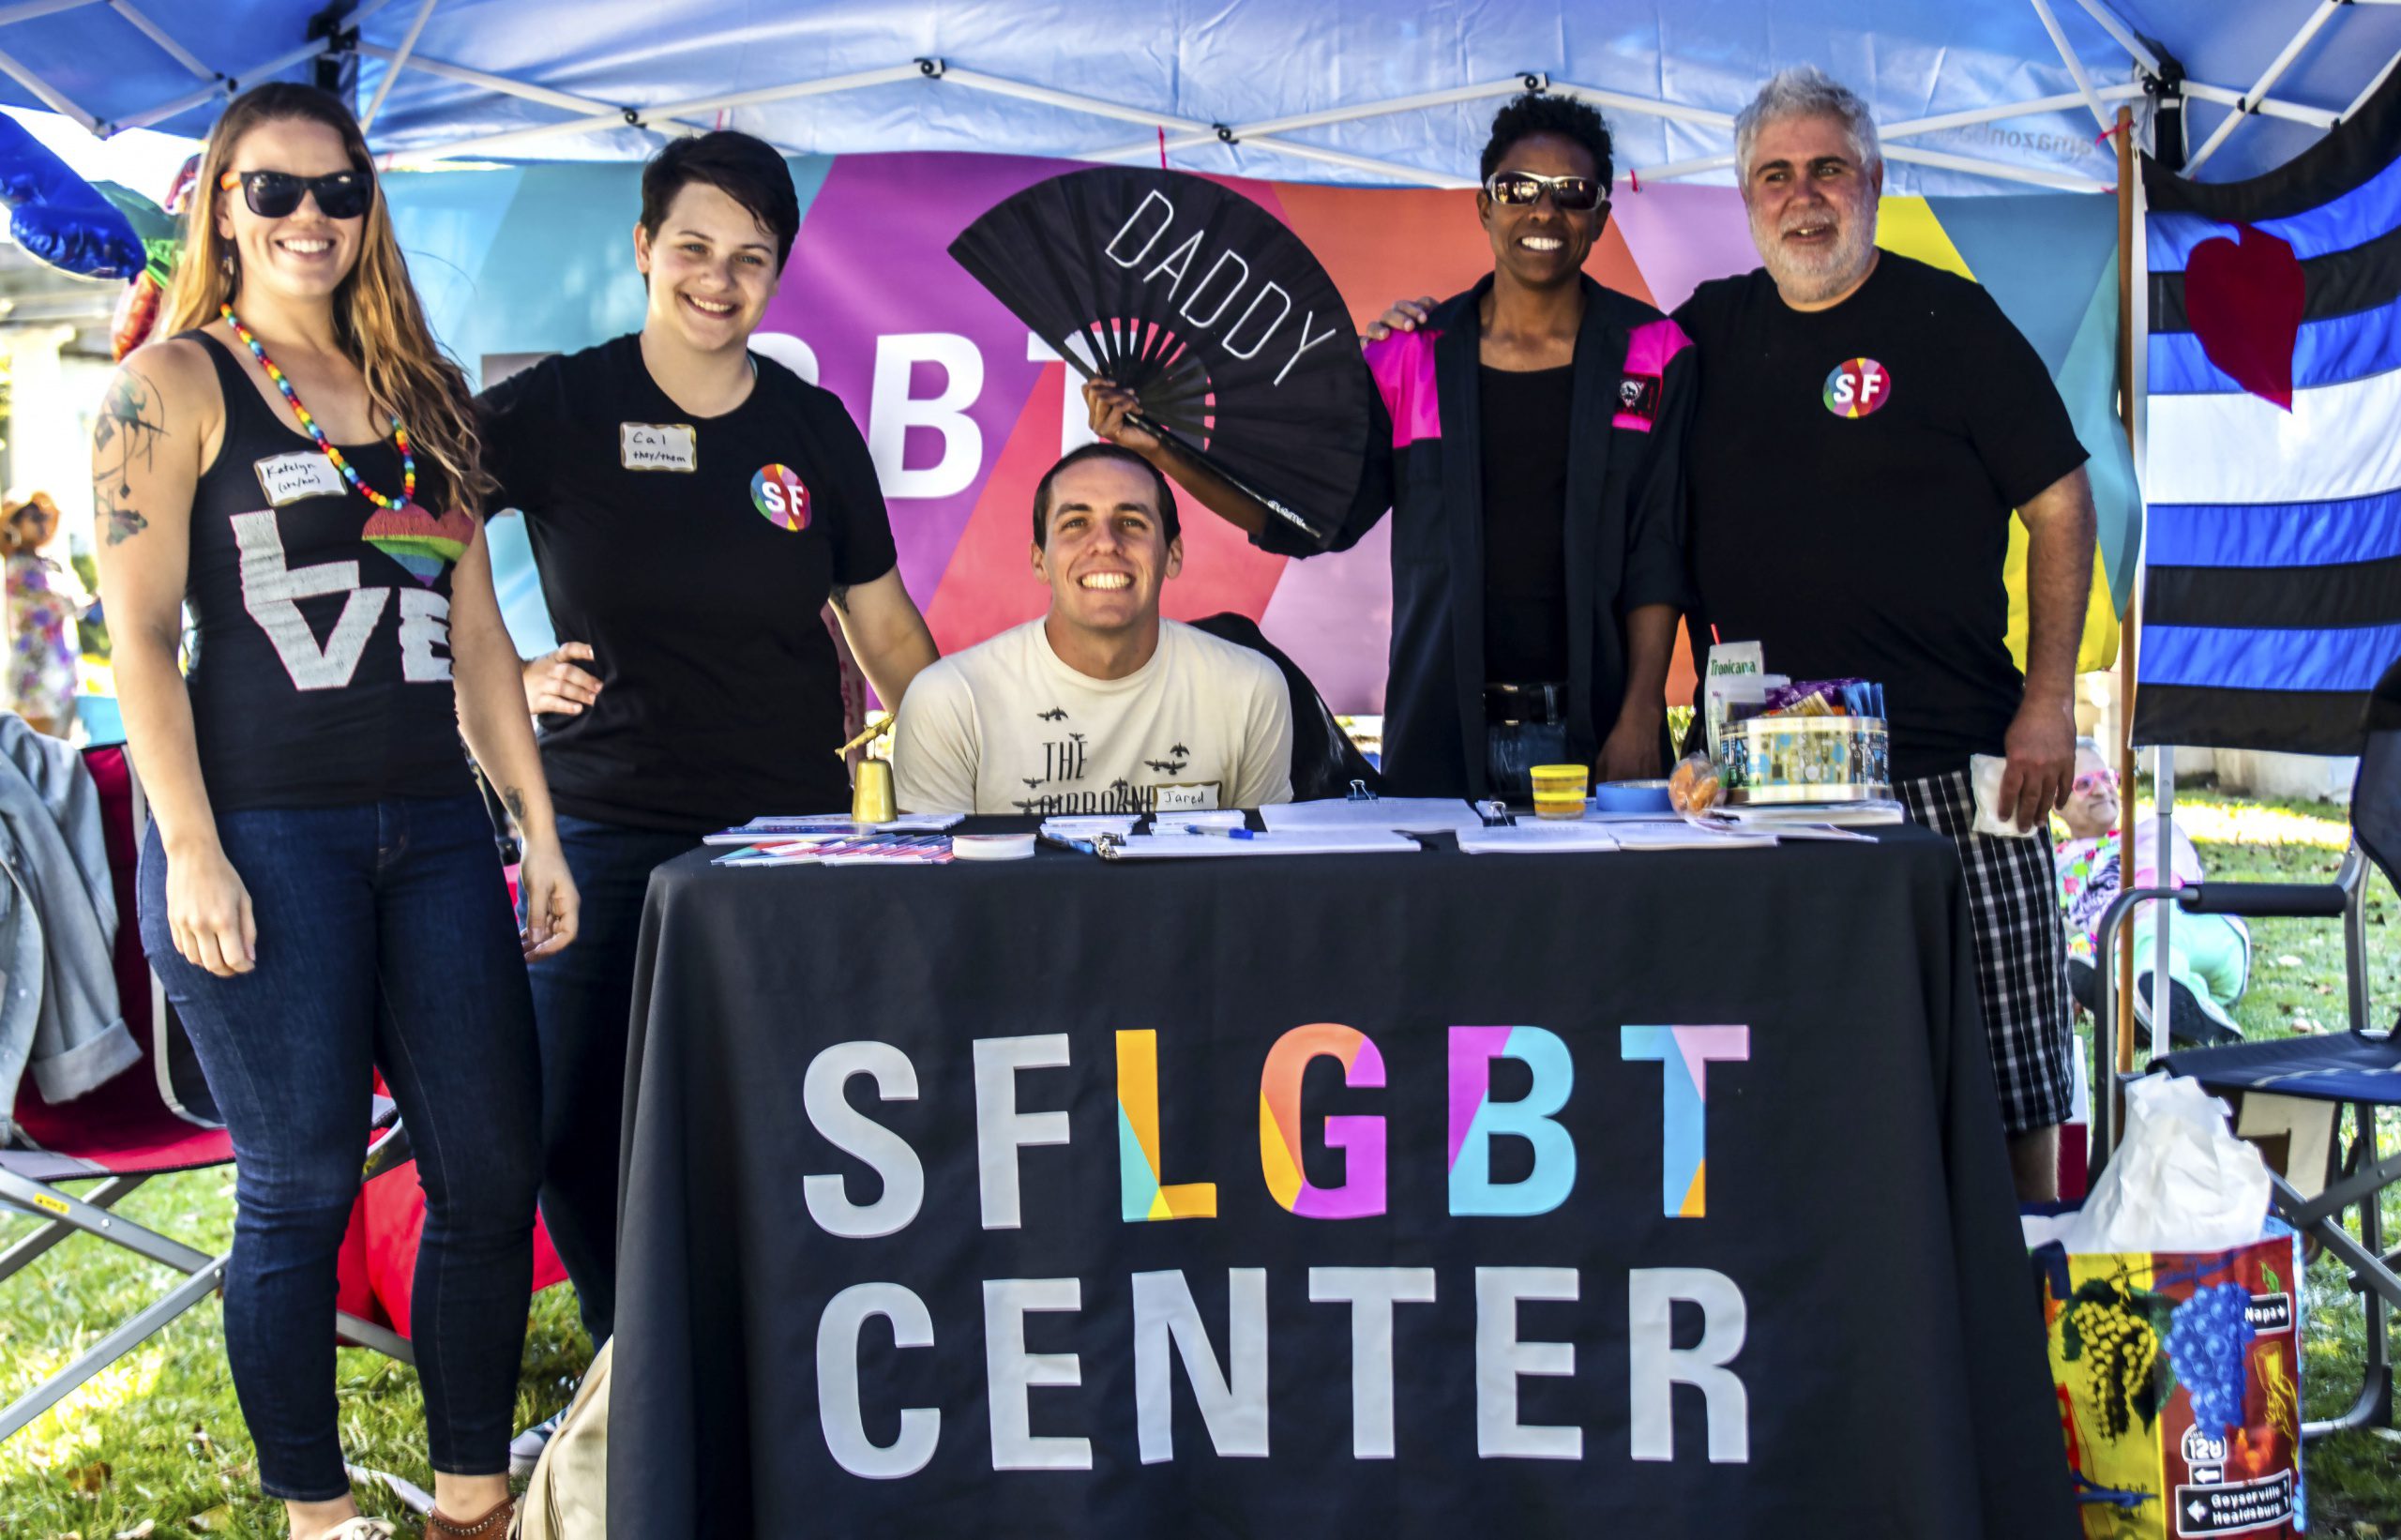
91, 84, 575, 1540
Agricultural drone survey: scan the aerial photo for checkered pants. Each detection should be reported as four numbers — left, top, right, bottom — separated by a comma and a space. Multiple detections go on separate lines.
1896, 767, 2076, 1136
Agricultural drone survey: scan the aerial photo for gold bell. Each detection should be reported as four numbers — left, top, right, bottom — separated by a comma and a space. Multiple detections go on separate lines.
851, 758, 897, 824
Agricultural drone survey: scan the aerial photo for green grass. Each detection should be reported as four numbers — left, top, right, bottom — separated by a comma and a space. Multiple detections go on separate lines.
3, 785, 2394, 1534
0, 1172, 587, 1538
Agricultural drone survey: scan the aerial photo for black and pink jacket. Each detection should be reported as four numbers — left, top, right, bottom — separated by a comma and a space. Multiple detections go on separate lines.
1260, 274, 1697, 797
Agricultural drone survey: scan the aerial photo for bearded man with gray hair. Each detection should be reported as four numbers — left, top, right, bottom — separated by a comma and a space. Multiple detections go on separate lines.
1674, 67, 2099, 1200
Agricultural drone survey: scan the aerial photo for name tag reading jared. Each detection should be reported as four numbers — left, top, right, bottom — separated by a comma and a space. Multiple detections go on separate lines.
620, 423, 699, 473
1150, 782, 1223, 813
253, 450, 348, 506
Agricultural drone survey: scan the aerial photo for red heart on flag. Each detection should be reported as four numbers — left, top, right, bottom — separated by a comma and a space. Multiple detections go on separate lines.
2184, 222, 2304, 411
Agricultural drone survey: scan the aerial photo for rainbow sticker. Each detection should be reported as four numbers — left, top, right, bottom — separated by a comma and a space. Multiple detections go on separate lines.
363, 503, 474, 585
750, 463, 810, 530
1821, 357, 1892, 417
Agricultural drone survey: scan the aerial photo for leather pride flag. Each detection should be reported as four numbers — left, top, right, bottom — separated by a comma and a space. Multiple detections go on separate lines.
2141, 67, 2401, 755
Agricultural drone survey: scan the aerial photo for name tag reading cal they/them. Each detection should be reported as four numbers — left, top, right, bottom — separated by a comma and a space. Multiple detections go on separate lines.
620, 422, 699, 473
253, 450, 349, 506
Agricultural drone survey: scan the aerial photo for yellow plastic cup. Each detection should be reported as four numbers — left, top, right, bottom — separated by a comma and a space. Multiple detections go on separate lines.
1528, 763, 1589, 820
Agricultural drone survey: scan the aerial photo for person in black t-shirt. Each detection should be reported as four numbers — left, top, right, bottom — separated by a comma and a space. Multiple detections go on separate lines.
1676, 68, 2097, 1201
476, 133, 938, 1406
1089, 94, 1695, 801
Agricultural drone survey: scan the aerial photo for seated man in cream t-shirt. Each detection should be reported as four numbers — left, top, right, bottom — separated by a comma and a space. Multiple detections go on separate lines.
892, 444, 1294, 816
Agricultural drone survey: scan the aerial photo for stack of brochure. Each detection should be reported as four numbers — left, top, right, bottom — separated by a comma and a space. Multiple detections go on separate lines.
705, 812, 962, 846
712, 832, 955, 867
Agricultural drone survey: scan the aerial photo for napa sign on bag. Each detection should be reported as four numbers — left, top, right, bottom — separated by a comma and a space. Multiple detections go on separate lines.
2026, 1079, 2305, 1538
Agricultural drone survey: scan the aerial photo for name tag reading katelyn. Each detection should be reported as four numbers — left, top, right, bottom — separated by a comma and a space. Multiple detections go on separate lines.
619, 422, 699, 473
252, 450, 348, 507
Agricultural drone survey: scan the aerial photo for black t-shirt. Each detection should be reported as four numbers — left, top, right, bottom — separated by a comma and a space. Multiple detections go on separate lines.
1477, 363, 1573, 684
478, 335, 898, 832
181, 331, 472, 810
1673, 253, 2087, 781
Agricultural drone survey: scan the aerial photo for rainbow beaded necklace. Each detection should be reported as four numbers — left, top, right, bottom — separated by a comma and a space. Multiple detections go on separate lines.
221, 303, 415, 511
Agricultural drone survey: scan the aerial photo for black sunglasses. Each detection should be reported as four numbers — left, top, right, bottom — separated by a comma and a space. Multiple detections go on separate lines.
1484, 171, 1608, 213
218, 168, 374, 220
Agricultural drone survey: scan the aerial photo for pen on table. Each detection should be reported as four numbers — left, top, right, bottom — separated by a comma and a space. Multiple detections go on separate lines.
1179, 823, 1258, 839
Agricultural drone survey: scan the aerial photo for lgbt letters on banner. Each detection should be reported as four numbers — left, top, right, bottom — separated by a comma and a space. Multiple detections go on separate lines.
387, 153, 2138, 712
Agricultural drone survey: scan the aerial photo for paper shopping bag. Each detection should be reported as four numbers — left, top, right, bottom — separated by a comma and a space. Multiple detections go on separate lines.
2033, 1221, 2307, 1539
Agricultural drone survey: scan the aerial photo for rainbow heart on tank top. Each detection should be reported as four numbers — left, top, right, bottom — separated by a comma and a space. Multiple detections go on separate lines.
362, 503, 475, 584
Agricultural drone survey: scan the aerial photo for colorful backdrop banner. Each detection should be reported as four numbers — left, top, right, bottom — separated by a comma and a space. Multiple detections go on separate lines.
389, 153, 2136, 714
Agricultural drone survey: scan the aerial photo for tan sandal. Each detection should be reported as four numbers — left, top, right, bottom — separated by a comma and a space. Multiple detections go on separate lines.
424, 1497, 514, 1538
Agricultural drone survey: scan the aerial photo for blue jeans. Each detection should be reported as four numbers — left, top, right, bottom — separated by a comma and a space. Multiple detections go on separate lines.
139, 796, 540, 1501
525, 815, 701, 1346
1486, 719, 1569, 802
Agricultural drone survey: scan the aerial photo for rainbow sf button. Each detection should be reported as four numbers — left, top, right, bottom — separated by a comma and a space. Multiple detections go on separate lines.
750, 463, 811, 530
1821, 358, 1892, 417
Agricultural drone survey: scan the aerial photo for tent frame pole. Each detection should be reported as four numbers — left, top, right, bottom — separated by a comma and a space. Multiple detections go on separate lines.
1883, 83, 2143, 140
2030, 0, 2117, 132
0, 0, 99, 25
0, 39, 96, 129
359, 0, 436, 132
354, 42, 643, 118
2075, 0, 2163, 74
107, 76, 233, 133
2180, 81, 2337, 130
2346, 50, 2401, 122
2113, 104, 2139, 1091
104, 0, 212, 79
1095, 75, 1554, 163
392, 62, 926, 163
2186, 0, 2346, 173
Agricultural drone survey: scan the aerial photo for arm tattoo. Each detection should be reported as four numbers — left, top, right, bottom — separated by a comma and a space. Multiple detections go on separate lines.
93, 370, 167, 546
503, 787, 527, 825
829, 582, 853, 613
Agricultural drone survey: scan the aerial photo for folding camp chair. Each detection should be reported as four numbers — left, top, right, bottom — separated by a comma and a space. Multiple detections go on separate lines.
2089, 657, 2401, 1437
0, 745, 410, 1445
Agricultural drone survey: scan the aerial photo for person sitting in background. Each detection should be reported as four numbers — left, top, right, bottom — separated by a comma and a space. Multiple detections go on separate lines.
4, 492, 91, 737
2057, 739, 2248, 1047
892, 445, 1292, 816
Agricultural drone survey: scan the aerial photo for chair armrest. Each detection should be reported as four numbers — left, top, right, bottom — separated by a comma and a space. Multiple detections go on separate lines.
2178, 882, 2348, 919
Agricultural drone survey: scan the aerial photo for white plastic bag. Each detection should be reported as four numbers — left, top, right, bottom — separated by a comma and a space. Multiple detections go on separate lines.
2058, 1076, 2271, 1254
1968, 752, 2039, 838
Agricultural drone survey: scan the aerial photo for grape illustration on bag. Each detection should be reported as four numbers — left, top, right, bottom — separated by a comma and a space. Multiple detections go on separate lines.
2039, 1236, 2305, 1540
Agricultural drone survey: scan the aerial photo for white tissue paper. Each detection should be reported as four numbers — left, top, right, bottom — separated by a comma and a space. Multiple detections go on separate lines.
1967, 753, 2040, 838
2045, 1076, 2272, 1255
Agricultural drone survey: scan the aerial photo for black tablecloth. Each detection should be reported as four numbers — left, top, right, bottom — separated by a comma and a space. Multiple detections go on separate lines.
611, 823, 2074, 1538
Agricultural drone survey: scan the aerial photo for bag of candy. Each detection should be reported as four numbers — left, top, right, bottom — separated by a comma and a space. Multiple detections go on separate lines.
1667, 751, 1720, 813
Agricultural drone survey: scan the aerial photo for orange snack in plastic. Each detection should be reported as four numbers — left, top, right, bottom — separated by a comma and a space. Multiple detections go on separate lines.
1669, 754, 1720, 812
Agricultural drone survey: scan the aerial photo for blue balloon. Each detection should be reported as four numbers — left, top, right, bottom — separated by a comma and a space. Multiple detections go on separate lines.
0, 114, 143, 279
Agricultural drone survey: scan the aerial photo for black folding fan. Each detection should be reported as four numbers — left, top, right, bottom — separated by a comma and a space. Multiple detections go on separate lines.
949, 167, 1368, 545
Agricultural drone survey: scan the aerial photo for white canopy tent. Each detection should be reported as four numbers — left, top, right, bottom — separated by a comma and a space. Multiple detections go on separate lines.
0, 1, 2392, 194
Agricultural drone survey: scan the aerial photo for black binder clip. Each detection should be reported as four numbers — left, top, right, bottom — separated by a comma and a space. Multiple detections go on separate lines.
1346, 778, 1376, 802
1474, 799, 1511, 827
